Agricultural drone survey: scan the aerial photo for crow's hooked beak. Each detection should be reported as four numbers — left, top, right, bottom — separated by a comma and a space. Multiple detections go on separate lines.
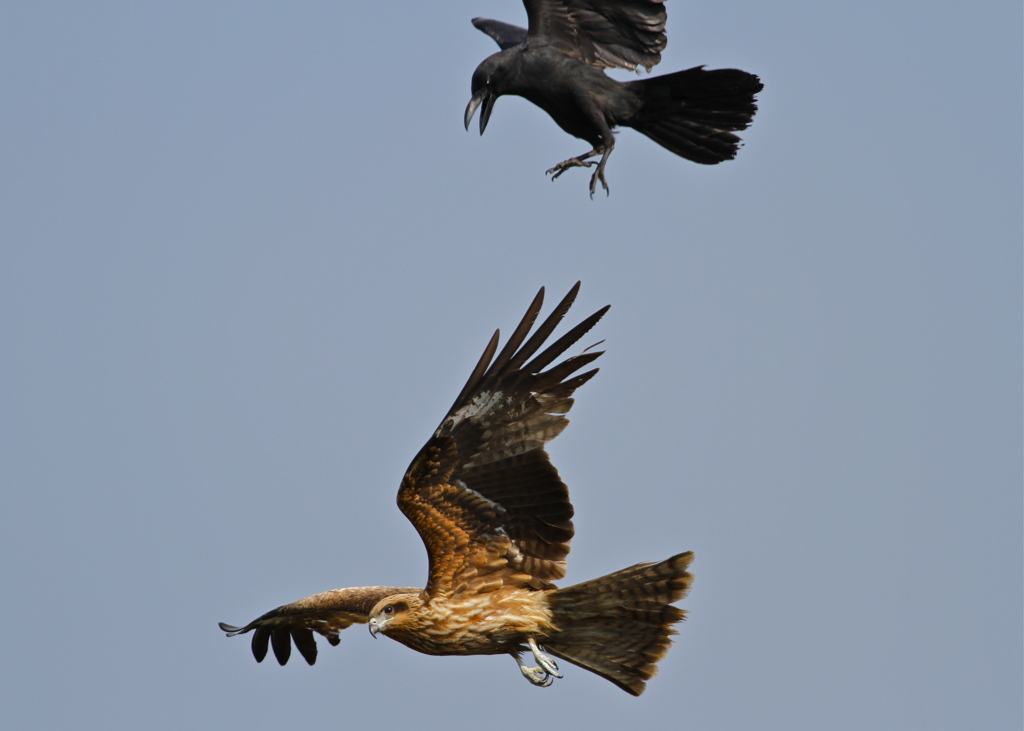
464, 88, 496, 135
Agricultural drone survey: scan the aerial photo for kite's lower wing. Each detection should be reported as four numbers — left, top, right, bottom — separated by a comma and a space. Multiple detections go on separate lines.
219, 585, 419, 665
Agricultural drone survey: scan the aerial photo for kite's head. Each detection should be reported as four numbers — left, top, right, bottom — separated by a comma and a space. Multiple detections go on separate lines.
368, 593, 424, 639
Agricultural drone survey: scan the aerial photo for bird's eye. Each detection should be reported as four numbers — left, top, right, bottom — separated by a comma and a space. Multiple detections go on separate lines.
383, 605, 394, 615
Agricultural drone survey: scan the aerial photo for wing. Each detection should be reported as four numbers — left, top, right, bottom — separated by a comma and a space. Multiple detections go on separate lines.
472, 17, 529, 50
524, 0, 668, 72
219, 585, 418, 665
398, 282, 609, 599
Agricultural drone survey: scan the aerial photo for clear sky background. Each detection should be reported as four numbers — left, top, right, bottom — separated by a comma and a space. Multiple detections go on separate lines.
2, 2, 1020, 729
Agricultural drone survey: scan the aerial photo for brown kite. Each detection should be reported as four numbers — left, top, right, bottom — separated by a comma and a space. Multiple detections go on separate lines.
219, 283, 693, 695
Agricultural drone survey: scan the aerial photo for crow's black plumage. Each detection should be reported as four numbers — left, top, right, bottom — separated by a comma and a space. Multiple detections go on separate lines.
464, 0, 763, 197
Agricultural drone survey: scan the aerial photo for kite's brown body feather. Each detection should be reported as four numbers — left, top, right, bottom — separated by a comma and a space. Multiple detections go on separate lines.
372, 588, 557, 656
220, 283, 693, 695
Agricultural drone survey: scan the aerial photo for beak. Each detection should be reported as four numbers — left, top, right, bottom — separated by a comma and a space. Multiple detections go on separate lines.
369, 620, 380, 638
464, 88, 496, 135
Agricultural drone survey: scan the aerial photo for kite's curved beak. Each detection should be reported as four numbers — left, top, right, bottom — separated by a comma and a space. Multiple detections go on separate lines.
368, 619, 380, 638
465, 88, 496, 135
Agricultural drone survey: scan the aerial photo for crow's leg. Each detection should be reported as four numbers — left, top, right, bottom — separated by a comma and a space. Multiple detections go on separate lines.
546, 142, 613, 198
546, 148, 601, 179
587, 146, 613, 198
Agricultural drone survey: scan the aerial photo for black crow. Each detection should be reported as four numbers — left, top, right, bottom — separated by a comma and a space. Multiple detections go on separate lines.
464, 1, 763, 197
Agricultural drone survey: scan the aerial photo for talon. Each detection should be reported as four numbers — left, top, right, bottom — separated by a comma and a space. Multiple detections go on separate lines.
587, 158, 610, 198
528, 637, 562, 678
545, 146, 610, 196
546, 158, 595, 181
516, 660, 552, 687
512, 648, 557, 687
546, 148, 602, 183
528, 666, 554, 687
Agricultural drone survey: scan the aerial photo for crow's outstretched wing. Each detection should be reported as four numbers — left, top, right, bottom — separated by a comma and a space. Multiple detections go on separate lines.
526, 0, 668, 71
474, 1, 667, 71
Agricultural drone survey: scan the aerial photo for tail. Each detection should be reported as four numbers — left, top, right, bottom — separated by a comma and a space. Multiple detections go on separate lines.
627, 66, 763, 164
544, 551, 694, 696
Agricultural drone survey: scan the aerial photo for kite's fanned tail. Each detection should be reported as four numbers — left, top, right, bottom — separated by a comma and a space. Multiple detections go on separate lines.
544, 552, 694, 696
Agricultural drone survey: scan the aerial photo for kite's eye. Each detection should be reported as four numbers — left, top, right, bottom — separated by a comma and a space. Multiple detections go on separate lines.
383, 604, 394, 616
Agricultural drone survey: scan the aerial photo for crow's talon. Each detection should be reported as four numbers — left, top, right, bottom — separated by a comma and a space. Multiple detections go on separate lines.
546, 158, 596, 180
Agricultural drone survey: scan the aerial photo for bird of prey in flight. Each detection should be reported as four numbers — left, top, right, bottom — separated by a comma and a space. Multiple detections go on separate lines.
220, 283, 693, 695
464, 0, 763, 197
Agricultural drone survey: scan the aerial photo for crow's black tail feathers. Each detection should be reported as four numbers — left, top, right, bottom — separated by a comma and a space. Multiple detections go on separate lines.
627, 66, 763, 165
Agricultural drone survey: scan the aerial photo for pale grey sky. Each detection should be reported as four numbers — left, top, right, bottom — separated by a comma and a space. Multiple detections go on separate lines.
2, 2, 1020, 729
